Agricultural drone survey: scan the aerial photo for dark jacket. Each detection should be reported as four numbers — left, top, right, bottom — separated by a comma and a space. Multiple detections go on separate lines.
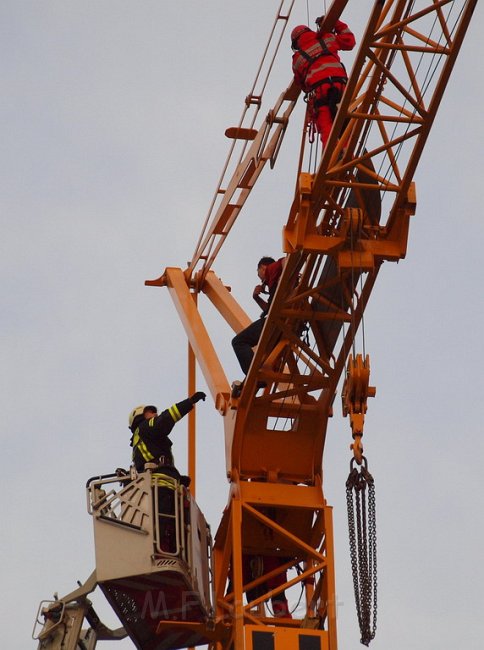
131, 399, 193, 472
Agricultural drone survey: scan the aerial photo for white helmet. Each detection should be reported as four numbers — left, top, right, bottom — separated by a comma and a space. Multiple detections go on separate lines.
128, 405, 145, 429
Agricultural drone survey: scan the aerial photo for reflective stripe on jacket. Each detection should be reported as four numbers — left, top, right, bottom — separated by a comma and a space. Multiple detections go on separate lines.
131, 398, 193, 471
132, 430, 155, 463
292, 21, 355, 93
152, 472, 178, 490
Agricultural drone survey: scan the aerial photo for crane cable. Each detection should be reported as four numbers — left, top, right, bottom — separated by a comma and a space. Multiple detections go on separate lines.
346, 456, 377, 646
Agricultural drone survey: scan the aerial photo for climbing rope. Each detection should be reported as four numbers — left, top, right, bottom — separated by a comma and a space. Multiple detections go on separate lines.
346, 456, 377, 646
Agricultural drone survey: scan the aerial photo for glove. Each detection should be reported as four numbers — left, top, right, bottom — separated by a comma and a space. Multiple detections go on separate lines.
190, 391, 206, 404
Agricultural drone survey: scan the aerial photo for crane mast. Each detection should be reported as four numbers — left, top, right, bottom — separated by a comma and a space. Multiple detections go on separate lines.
33, 1, 477, 649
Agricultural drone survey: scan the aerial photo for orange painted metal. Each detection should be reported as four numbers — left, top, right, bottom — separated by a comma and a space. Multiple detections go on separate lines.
188, 337, 197, 497
201, 271, 251, 335
164, 267, 231, 414
34, 3, 477, 649
145, 2, 477, 649
342, 354, 376, 464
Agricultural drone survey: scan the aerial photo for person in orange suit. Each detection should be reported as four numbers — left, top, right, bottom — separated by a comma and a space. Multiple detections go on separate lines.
291, 16, 355, 148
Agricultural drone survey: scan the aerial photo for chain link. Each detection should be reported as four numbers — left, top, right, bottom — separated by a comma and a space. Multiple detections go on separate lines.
346, 458, 377, 646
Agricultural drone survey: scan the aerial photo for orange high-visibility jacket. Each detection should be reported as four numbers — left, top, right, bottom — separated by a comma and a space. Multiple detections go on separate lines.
292, 20, 355, 93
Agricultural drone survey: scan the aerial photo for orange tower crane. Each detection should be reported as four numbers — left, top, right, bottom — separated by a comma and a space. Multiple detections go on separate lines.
148, 1, 477, 648
33, 2, 477, 650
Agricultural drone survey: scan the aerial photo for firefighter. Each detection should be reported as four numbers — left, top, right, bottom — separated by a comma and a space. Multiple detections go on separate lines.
291, 16, 355, 148
129, 393, 206, 476
231, 256, 284, 383
129, 394, 206, 552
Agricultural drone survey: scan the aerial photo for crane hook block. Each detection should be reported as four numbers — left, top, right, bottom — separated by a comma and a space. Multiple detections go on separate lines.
342, 354, 376, 462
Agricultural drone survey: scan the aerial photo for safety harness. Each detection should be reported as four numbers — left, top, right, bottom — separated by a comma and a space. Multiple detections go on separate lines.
292, 31, 345, 73
293, 32, 348, 112
293, 35, 331, 66
312, 79, 347, 119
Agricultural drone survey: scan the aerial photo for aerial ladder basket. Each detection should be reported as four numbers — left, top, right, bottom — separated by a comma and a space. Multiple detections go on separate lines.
34, 469, 215, 650
87, 469, 214, 650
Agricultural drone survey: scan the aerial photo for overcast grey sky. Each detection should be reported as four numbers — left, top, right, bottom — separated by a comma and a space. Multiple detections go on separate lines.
2, 2, 483, 649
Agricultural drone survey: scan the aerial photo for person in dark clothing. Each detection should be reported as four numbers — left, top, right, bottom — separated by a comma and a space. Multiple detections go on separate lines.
128, 393, 206, 552
129, 393, 206, 475
232, 256, 284, 377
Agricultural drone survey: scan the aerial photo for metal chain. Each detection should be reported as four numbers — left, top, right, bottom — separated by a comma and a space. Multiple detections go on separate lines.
346, 457, 377, 646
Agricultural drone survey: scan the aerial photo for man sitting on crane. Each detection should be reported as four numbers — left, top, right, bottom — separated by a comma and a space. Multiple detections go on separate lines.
232, 256, 284, 389
291, 15, 355, 148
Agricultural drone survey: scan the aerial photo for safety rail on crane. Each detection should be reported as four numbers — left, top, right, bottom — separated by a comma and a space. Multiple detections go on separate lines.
188, 0, 298, 282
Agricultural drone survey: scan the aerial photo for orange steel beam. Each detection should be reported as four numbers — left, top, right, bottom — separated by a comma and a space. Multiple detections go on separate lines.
310, 0, 477, 231
230, 496, 245, 647
212, 480, 338, 648
321, 0, 352, 31
201, 271, 251, 334
188, 338, 196, 496
151, 0, 477, 475
164, 267, 231, 413
208, 5, 476, 648
188, 0, 354, 285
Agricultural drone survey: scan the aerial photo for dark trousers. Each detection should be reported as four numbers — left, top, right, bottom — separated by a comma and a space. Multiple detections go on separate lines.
232, 318, 265, 375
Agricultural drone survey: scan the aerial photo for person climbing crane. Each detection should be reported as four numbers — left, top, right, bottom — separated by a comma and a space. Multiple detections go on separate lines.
291, 14, 355, 149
